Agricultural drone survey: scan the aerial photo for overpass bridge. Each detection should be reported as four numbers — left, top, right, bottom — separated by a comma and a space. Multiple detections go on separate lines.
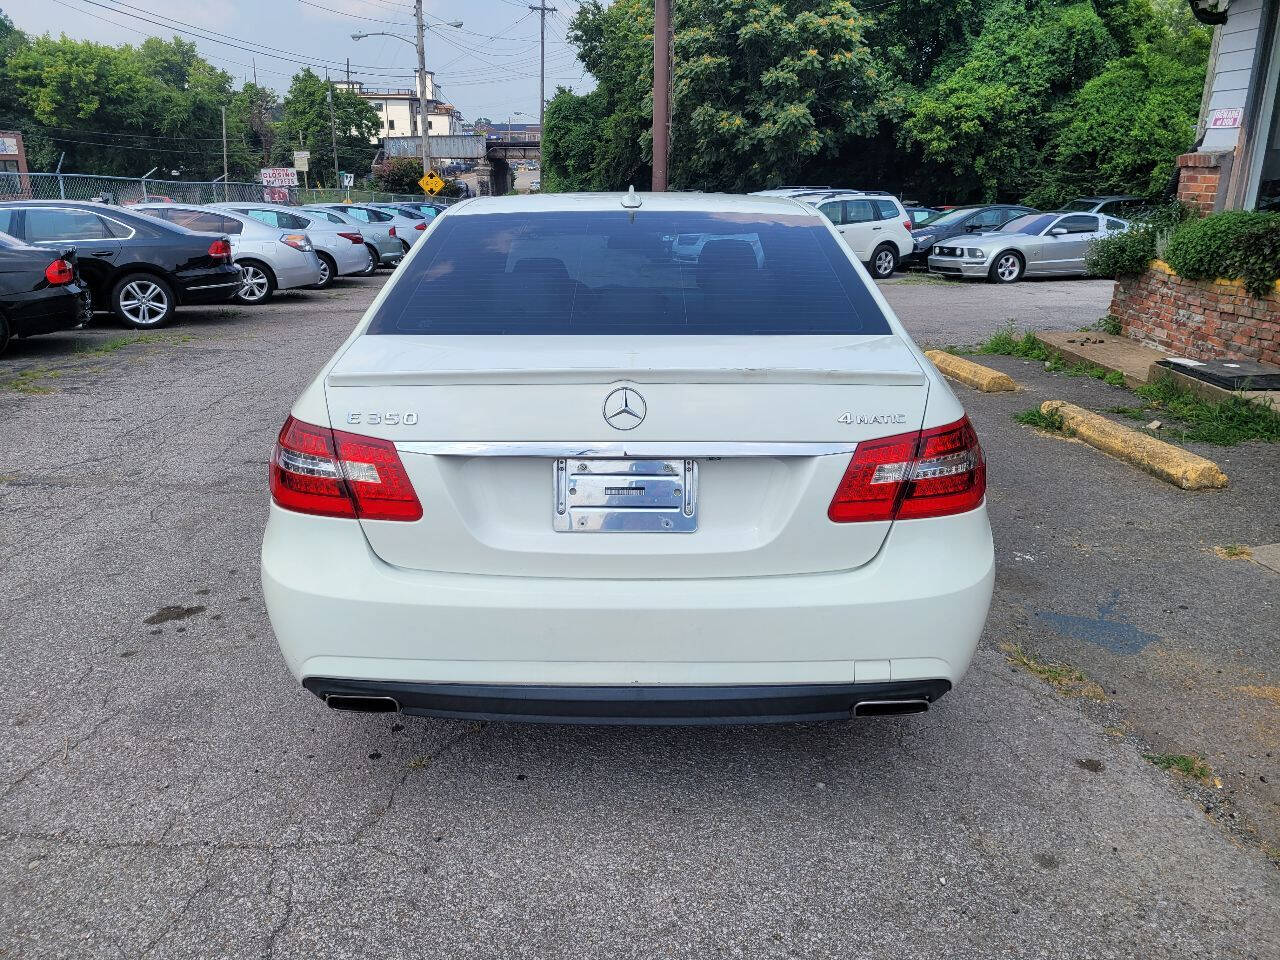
383, 136, 540, 195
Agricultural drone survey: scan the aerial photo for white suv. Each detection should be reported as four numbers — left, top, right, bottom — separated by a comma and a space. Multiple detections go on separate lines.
803, 192, 914, 279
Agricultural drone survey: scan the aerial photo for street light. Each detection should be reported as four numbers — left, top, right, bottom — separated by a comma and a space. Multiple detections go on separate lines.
352, 18, 463, 184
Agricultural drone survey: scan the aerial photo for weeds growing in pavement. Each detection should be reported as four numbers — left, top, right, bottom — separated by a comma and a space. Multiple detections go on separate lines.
974, 324, 1054, 361
1001, 643, 1105, 700
1214, 544, 1253, 560
1133, 375, 1280, 445
1013, 406, 1065, 432
1143, 753, 1215, 784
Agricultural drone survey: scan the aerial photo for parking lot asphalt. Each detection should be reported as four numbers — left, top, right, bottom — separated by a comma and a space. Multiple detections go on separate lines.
879, 273, 1117, 347
1, 278, 1278, 959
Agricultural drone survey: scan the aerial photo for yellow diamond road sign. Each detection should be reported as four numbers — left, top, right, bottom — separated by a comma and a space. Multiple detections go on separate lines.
419, 171, 445, 195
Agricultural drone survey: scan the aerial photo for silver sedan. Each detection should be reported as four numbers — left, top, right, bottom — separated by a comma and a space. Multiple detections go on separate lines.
927, 212, 1129, 283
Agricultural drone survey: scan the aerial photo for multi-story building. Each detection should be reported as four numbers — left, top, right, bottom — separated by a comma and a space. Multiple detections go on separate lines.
336, 79, 463, 143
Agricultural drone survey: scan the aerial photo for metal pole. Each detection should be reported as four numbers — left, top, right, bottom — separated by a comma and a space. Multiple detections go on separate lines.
414, 0, 433, 181
55, 152, 65, 199
221, 106, 229, 201
651, 0, 670, 191
529, 4, 555, 171
326, 71, 340, 189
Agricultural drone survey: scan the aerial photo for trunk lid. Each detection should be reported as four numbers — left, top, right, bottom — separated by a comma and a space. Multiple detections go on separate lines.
324, 334, 929, 578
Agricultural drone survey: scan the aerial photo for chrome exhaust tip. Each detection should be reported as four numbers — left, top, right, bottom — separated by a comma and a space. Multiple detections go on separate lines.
325, 694, 400, 713
853, 699, 929, 717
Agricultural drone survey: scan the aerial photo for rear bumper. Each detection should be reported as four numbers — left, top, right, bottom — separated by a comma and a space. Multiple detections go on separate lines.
7, 284, 90, 337
262, 502, 994, 701
330, 241, 371, 275
302, 677, 952, 724
274, 252, 325, 290
176, 267, 241, 304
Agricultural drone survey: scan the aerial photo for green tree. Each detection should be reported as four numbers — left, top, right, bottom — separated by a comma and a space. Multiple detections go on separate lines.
1027, 2, 1211, 205
901, 1, 1118, 201
372, 156, 424, 194
279, 69, 379, 187
543, 87, 610, 191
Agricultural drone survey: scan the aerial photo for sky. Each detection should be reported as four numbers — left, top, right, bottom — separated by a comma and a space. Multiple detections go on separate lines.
3, 0, 595, 123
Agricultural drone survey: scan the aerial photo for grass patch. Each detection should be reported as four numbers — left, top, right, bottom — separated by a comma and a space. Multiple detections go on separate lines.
1013, 406, 1065, 431
1079, 315, 1123, 336
1214, 544, 1253, 560
76, 333, 192, 355
1107, 405, 1148, 421
1001, 643, 1105, 700
0, 367, 59, 393
974, 323, 1055, 361
1133, 375, 1280, 446
1143, 753, 1214, 784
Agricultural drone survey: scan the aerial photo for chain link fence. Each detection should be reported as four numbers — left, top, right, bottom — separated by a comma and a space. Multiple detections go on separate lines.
0, 172, 458, 208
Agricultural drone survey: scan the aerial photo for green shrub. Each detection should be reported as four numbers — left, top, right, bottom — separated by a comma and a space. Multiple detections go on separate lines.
1163, 211, 1280, 298
1086, 202, 1189, 278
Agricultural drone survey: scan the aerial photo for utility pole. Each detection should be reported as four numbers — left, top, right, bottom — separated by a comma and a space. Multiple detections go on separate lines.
220, 105, 229, 200
529, 3, 556, 170
345, 57, 351, 86
651, 0, 670, 191
414, 0, 433, 179
325, 70, 340, 190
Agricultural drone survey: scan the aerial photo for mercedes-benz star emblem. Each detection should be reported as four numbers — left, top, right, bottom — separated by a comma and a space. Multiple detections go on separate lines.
602, 387, 646, 430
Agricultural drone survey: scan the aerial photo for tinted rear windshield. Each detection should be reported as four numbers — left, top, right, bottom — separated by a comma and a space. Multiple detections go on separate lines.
366, 210, 891, 335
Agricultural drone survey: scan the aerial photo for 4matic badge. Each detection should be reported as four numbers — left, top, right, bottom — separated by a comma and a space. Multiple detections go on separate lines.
837, 412, 908, 425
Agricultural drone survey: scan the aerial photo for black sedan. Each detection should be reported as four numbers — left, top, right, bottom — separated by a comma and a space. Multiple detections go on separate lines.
904, 204, 1038, 268
0, 232, 92, 355
0, 201, 241, 328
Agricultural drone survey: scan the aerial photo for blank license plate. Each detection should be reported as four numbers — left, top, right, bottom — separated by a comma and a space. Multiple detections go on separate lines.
553, 458, 698, 533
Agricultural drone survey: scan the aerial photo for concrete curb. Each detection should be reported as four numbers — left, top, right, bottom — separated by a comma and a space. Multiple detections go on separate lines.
1040, 401, 1229, 490
925, 350, 1019, 392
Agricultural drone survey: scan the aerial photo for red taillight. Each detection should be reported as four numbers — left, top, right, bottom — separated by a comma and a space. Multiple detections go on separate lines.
388, 226, 397, 238
337, 231, 363, 244
903, 219, 912, 231
44, 259, 75, 285
208, 238, 232, 259
270, 416, 422, 522
828, 416, 985, 523
414, 221, 426, 230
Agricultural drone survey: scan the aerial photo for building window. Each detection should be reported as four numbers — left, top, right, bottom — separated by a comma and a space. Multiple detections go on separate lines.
388, 119, 395, 131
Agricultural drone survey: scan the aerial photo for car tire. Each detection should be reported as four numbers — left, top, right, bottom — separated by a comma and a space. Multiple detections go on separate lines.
359, 245, 379, 276
111, 273, 176, 329
869, 244, 898, 280
0, 313, 10, 356
989, 251, 1025, 284
314, 253, 336, 289
400, 239, 412, 255
234, 260, 276, 305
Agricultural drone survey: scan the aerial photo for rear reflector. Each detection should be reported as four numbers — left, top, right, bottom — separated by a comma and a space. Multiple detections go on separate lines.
44, 258, 75, 285
337, 231, 363, 244
271, 415, 422, 521
828, 416, 985, 523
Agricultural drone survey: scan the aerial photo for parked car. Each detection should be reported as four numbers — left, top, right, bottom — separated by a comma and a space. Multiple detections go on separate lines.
261, 192, 994, 725
805, 191, 914, 278
905, 203, 1037, 267
363, 204, 430, 250
530, 180, 541, 192
905, 206, 941, 227
134, 204, 322, 304
750, 186, 835, 197
0, 231, 91, 355
304, 204, 404, 268
389, 201, 448, 222
298, 206, 389, 274
212, 203, 371, 287
1063, 195, 1148, 217
0, 200, 240, 328
927, 211, 1129, 283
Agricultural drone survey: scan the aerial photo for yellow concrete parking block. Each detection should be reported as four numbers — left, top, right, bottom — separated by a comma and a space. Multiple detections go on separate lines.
925, 350, 1019, 392
1040, 401, 1228, 490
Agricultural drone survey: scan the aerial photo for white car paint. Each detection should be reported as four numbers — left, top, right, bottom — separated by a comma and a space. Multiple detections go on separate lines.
807, 192, 914, 274
261, 192, 994, 724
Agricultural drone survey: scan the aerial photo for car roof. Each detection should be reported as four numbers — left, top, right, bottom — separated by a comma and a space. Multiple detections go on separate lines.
444, 192, 824, 217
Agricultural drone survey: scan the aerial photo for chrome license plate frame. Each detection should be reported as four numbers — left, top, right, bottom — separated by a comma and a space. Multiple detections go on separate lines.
553, 458, 697, 533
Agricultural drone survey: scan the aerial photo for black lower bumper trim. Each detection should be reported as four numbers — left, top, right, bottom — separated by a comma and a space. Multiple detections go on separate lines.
302, 677, 952, 725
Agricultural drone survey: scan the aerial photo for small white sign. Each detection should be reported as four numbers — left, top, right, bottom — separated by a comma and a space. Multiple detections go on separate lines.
1208, 108, 1243, 129
0, 136, 18, 155
341, 172, 354, 188
293, 150, 310, 172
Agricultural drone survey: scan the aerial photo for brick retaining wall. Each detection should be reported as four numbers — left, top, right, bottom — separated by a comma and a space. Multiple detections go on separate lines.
1110, 261, 1280, 367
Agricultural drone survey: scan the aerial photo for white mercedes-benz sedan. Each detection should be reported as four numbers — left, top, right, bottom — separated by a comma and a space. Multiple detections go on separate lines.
261, 191, 994, 724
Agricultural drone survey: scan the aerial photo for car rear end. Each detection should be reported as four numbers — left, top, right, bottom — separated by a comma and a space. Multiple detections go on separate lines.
159, 226, 241, 304
261, 193, 994, 724
0, 235, 92, 343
